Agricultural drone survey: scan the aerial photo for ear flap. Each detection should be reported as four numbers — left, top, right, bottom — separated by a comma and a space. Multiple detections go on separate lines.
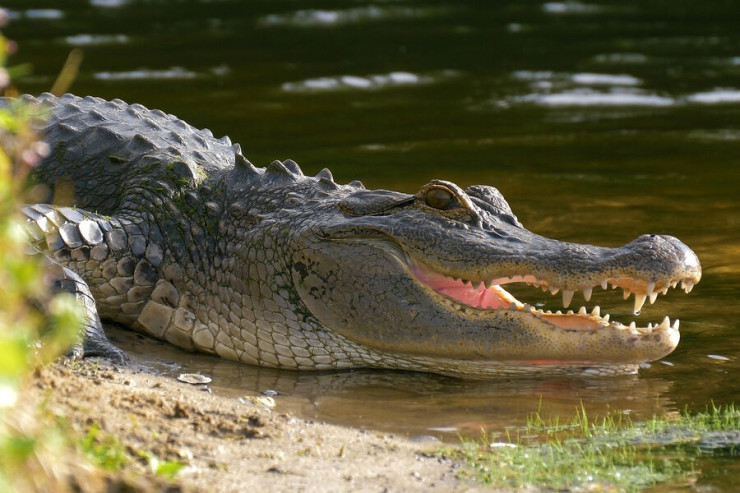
465, 185, 522, 227
339, 189, 415, 216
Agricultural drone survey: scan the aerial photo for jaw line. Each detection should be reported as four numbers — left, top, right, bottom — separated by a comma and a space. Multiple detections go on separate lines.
407, 259, 681, 338
326, 237, 681, 342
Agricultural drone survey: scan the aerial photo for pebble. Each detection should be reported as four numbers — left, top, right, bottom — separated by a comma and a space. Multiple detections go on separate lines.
177, 373, 212, 385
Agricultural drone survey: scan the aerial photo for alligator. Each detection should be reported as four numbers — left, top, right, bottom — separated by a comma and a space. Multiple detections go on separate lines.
15, 93, 701, 377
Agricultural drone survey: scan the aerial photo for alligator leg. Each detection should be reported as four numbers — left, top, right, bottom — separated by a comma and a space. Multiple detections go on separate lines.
45, 257, 128, 362
21, 204, 132, 363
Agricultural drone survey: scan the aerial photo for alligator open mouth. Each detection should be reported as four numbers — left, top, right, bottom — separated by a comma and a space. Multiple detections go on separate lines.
410, 261, 695, 335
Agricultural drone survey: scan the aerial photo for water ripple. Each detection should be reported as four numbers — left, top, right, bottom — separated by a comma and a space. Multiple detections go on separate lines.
686, 89, 740, 104
592, 53, 649, 64
13, 9, 64, 20
90, 0, 130, 7
65, 34, 129, 46
571, 73, 641, 86
506, 70, 740, 107
515, 89, 674, 107
94, 67, 198, 81
258, 6, 444, 28
282, 71, 455, 92
542, 2, 603, 14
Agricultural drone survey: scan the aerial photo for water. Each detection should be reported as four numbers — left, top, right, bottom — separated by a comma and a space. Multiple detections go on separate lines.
6, 0, 740, 488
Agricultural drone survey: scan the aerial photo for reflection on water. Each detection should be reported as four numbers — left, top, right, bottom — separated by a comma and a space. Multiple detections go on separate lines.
6, 2, 740, 482
281, 71, 456, 92
94, 67, 199, 81
256, 5, 446, 28
65, 34, 129, 46
112, 326, 676, 440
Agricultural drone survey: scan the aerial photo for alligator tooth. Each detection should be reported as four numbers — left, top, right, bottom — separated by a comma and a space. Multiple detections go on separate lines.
648, 323, 653, 329
633, 294, 647, 314
647, 282, 655, 294
629, 321, 636, 330
683, 280, 694, 293
549, 286, 560, 295
582, 286, 592, 302
672, 319, 680, 330
578, 306, 587, 315
562, 289, 574, 308
591, 306, 601, 317
661, 287, 669, 295
671, 281, 678, 289
649, 292, 658, 304
658, 316, 670, 329
622, 289, 631, 300
601, 279, 608, 290
567, 309, 574, 315
603, 314, 610, 322
556, 310, 562, 315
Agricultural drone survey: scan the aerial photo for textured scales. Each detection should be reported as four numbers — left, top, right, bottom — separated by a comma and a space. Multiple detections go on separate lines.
17, 93, 701, 378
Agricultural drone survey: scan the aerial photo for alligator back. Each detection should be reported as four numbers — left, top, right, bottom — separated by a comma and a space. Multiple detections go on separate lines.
24, 93, 239, 214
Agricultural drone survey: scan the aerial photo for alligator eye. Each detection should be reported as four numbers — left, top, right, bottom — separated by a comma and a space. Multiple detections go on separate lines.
425, 187, 455, 210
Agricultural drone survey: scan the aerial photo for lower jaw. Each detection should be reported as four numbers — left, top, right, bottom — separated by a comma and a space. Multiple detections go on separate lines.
397, 355, 643, 378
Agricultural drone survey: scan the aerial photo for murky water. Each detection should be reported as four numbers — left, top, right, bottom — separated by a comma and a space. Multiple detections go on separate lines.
6, 0, 740, 488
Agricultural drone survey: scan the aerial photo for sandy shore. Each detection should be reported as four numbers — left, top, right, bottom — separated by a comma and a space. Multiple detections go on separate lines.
30, 359, 490, 492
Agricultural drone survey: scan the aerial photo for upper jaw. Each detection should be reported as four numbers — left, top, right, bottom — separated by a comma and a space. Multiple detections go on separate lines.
410, 260, 684, 334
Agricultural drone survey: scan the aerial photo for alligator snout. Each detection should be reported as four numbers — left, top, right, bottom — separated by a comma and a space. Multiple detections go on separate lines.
616, 234, 702, 292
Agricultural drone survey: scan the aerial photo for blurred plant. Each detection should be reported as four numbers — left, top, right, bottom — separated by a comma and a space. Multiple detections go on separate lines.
0, 8, 83, 492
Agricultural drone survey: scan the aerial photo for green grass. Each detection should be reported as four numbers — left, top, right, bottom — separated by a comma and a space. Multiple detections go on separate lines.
79, 423, 129, 471
80, 422, 186, 480
450, 403, 739, 492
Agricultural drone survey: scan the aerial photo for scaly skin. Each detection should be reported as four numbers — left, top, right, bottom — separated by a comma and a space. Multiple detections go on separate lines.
17, 93, 701, 377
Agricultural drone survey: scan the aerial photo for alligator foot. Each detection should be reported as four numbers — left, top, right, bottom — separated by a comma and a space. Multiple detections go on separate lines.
66, 323, 129, 364
49, 261, 129, 364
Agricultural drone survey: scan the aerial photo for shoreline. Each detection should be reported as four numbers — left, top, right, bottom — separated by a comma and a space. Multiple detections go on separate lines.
31, 359, 487, 492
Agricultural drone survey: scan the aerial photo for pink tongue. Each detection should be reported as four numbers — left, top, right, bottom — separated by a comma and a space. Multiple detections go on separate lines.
412, 264, 513, 310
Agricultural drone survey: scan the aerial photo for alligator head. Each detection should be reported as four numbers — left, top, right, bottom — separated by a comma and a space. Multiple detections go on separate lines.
288, 174, 701, 377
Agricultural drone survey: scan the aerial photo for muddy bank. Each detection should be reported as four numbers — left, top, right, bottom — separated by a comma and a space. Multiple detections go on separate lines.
31, 360, 489, 492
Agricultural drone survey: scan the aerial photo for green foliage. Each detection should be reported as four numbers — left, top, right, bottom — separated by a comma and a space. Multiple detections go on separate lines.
451, 403, 739, 492
137, 450, 187, 480
0, 12, 84, 492
78, 422, 186, 482
79, 423, 128, 471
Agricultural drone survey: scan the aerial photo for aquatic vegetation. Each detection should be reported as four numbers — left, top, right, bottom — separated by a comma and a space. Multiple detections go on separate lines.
451, 403, 739, 492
